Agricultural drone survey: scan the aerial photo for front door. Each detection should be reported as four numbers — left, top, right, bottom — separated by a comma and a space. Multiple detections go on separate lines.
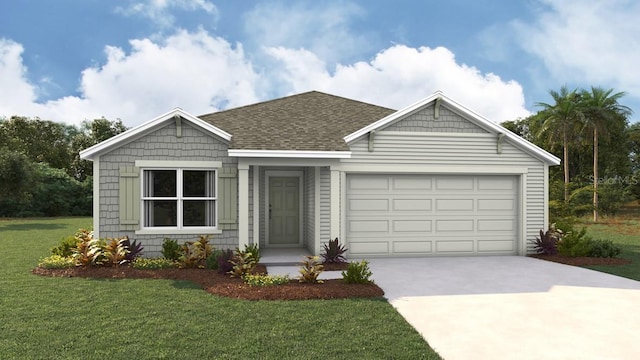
269, 177, 300, 245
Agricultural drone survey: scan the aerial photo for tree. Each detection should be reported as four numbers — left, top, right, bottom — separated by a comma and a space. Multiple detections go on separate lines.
0, 150, 35, 201
0, 116, 75, 171
501, 117, 533, 141
70, 118, 128, 181
580, 87, 633, 221
628, 123, 640, 172
534, 86, 583, 202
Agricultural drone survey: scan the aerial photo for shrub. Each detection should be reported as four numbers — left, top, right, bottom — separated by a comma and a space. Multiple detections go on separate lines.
206, 249, 223, 270
72, 230, 104, 266
103, 237, 130, 267
228, 250, 257, 278
38, 255, 76, 269
342, 260, 373, 284
243, 274, 290, 286
321, 237, 347, 264
298, 256, 324, 284
179, 235, 213, 268
587, 239, 621, 258
553, 217, 577, 235
597, 183, 633, 217
131, 258, 177, 270
51, 236, 79, 257
244, 243, 261, 264
534, 228, 561, 255
217, 249, 234, 274
161, 238, 183, 261
122, 238, 144, 262
557, 227, 592, 257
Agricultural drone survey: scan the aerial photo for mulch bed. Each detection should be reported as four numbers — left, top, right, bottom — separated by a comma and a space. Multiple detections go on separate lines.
528, 254, 631, 266
34, 256, 628, 300
32, 263, 384, 301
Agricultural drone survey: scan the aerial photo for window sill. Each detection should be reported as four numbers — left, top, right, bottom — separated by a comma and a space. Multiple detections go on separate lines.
135, 228, 223, 235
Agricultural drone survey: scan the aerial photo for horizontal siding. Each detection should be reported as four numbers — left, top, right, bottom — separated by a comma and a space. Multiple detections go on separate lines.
304, 167, 315, 250
319, 167, 331, 246
345, 132, 548, 254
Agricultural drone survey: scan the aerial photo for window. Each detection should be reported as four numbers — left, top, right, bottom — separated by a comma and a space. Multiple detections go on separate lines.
142, 169, 216, 228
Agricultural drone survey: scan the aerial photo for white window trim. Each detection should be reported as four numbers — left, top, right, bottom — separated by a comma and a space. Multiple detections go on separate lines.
136, 163, 220, 235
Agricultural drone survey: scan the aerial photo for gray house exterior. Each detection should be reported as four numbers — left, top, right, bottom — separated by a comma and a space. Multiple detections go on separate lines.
80, 91, 560, 257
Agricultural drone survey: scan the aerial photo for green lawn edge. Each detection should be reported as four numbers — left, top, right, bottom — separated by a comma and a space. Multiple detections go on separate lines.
0, 217, 441, 360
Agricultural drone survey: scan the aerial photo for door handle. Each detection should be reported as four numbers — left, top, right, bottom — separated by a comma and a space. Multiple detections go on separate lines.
269, 204, 272, 220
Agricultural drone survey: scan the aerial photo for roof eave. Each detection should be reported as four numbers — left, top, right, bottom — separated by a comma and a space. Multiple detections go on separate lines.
228, 149, 352, 159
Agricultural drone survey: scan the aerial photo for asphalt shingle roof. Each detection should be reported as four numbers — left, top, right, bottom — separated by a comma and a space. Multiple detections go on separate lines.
199, 91, 396, 151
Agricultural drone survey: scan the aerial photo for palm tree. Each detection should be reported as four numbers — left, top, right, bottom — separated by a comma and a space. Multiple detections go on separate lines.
535, 86, 583, 202
580, 87, 633, 221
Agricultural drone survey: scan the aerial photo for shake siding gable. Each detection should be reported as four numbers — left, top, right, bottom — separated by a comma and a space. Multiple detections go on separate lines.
98, 121, 238, 256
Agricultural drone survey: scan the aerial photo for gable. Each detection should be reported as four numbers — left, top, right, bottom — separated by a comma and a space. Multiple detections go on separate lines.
80, 108, 231, 161
383, 103, 488, 133
345, 91, 560, 165
99, 121, 232, 168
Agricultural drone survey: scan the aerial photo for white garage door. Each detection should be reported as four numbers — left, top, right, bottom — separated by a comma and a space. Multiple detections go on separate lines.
346, 174, 518, 256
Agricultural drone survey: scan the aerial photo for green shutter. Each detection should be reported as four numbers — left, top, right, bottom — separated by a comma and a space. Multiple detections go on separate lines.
218, 167, 238, 230
119, 166, 140, 227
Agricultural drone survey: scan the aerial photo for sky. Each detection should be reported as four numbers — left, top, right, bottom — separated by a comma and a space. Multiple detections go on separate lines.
0, 0, 639, 128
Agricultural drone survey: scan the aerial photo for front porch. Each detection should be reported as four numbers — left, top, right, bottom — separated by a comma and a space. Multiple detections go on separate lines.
260, 247, 312, 266
237, 159, 343, 258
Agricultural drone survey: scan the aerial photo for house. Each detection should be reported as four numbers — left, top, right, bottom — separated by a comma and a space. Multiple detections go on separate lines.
80, 91, 560, 257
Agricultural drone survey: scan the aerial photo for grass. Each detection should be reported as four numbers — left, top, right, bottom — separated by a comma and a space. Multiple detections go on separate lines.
577, 204, 640, 281
0, 217, 440, 360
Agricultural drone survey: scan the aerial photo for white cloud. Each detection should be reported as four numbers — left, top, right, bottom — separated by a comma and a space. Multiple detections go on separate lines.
513, 0, 640, 96
0, 39, 40, 115
266, 45, 530, 122
244, 1, 373, 65
0, 31, 261, 126
116, 0, 218, 28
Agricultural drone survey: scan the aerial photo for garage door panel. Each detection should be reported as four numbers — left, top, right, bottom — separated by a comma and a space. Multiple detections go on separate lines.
349, 199, 388, 211
436, 199, 474, 211
349, 242, 388, 254
393, 177, 432, 190
478, 219, 515, 231
348, 176, 389, 190
392, 199, 432, 211
346, 174, 518, 256
478, 177, 515, 190
436, 177, 474, 190
393, 220, 432, 232
478, 199, 514, 211
436, 220, 474, 232
478, 240, 514, 252
393, 241, 432, 253
349, 220, 388, 233
436, 240, 474, 252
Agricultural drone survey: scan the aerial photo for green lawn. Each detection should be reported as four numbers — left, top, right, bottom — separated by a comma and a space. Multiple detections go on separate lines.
0, 218, 440, 360
580, 206, 640, 280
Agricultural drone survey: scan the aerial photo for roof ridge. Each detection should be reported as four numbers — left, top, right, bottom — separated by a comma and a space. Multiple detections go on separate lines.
306, 91, 397, 112
198, 90, 395, 117
198, 91, 316, 117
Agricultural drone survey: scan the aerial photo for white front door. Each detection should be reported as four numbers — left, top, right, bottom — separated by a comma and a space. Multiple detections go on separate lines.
268, 176, 301, 245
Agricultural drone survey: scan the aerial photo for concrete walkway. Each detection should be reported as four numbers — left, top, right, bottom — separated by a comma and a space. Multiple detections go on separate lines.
367, 256, 640, 360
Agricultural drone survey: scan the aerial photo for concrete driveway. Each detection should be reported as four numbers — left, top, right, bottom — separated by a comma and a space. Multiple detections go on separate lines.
367, 256, 640, 360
